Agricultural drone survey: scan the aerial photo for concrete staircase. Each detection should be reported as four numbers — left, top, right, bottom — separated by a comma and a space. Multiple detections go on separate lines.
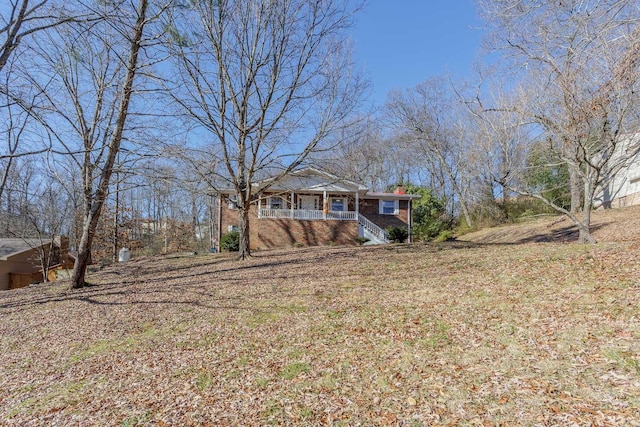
358, 214, 389, 244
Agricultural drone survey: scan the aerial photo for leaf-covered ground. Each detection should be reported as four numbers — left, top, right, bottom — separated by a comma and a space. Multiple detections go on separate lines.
460, 204, 640, 245
2, 229, 640, 424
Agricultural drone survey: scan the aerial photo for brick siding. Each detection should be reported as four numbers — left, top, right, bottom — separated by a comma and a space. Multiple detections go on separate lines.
220, 194, 410, 251
358, 198, 410, 230
252, 217, 358, 250
220, 200, 358, 250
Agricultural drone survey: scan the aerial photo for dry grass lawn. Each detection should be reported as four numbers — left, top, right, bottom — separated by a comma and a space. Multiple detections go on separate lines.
2, 208, 640, 425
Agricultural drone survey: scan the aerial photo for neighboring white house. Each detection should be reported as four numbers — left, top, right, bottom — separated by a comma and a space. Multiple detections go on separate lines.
594, 133, 640, 208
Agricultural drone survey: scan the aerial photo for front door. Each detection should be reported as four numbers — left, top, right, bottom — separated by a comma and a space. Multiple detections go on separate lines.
298, 195, 319, 210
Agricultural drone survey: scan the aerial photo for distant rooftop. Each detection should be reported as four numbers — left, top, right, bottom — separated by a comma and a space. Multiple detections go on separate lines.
0, 238, 49, 260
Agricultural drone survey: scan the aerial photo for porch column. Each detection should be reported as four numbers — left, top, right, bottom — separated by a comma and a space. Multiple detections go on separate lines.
355, 191, 359, 219
407, 198, 412, 243
290, 191, 294, 219
323, 190, 327, 220
258, 197, 262, 219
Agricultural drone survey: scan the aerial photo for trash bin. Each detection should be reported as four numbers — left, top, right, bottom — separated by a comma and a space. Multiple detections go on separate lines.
118, 247, 130, 262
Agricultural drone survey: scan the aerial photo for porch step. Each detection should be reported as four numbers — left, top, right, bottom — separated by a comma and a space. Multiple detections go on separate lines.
358, 214, 389, 244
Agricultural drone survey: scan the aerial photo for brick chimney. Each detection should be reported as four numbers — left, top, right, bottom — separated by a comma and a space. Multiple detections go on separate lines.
393, 186, 406, 194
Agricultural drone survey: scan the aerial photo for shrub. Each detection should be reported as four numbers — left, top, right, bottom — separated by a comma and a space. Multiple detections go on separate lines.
355, 236, 370, 246
399, 184, 452, 241
434, 230, 454, 242
220, 231, 239, 252
386, 226, 408, 243
453, 221, 473, 237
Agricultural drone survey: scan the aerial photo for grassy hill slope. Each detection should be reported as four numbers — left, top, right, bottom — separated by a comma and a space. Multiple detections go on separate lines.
459, 204, 640, 244
1, 212, 640, 424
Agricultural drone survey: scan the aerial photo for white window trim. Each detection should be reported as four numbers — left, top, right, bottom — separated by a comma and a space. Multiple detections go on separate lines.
268, 196, 285, 209
227, 225, 239, 232
329, 196, 347, 211
228, 194, 238, 210
379, 199, 399, 215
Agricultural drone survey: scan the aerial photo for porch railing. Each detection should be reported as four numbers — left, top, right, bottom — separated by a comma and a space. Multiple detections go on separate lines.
259, 208, 357, 221
358, 213, 389, 243
327, 210, 357, 220
259, 208, 295, 219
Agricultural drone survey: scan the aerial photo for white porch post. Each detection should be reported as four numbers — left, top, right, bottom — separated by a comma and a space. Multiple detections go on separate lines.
355, 191, 359, 218
258, 197, 262, 219
323, 190, 327, 220
407, 198, 412, 243
290, 191, 294, 219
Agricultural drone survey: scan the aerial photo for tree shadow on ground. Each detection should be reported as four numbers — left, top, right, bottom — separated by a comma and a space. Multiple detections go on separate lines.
458, 222, 609, 245
0, 247, 361, 313
0, 227, 608, 314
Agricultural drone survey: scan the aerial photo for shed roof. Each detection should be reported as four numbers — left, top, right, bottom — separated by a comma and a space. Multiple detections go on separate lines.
0, 239, 50, 260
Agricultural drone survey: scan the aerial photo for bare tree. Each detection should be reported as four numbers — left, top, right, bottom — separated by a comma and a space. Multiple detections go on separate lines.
25, 0, 155, 288
0, 0, 78, 74
19, 164, 72, 282
479, 0, 640, 243
165, 0, 365, 259
308, 117, 411, 192
0, 1, 80, 205
0, 73, 49, 204
386, 77, 475, 228
464, 81, 534, 221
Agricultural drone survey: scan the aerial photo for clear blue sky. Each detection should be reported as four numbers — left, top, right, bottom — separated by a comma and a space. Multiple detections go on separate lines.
351, 0, 484, 106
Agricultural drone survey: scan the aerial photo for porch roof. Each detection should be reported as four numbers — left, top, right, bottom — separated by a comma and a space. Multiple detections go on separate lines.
214, 167, 368, 195
362, 192, 422, 200
218, 167, 422, 199
264, 167, 368, 193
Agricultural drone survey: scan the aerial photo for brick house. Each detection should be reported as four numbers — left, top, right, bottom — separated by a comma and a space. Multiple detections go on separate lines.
216, 168, 421, 251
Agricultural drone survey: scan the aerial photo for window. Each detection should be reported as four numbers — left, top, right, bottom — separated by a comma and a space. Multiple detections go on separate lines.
269, 196, 285, 209
227, 225, 239, 232
330, 197, 345, 211
228, 194, 238, 210
379, 199, 399, 215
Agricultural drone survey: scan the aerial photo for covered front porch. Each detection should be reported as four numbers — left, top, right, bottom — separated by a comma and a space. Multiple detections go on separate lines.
256, 191, 390, 244
257, 191, 359, 221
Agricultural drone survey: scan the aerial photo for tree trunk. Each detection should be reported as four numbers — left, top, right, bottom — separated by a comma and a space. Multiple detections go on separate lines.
69, 0, 148, 289
459, 198, 473, 229
70, 212, 99, 288
238, 207, 251, 260
113, 175, 119, 263
577, 225, 596, 244
577, 176, 597, 244
569, 162, 582, 213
